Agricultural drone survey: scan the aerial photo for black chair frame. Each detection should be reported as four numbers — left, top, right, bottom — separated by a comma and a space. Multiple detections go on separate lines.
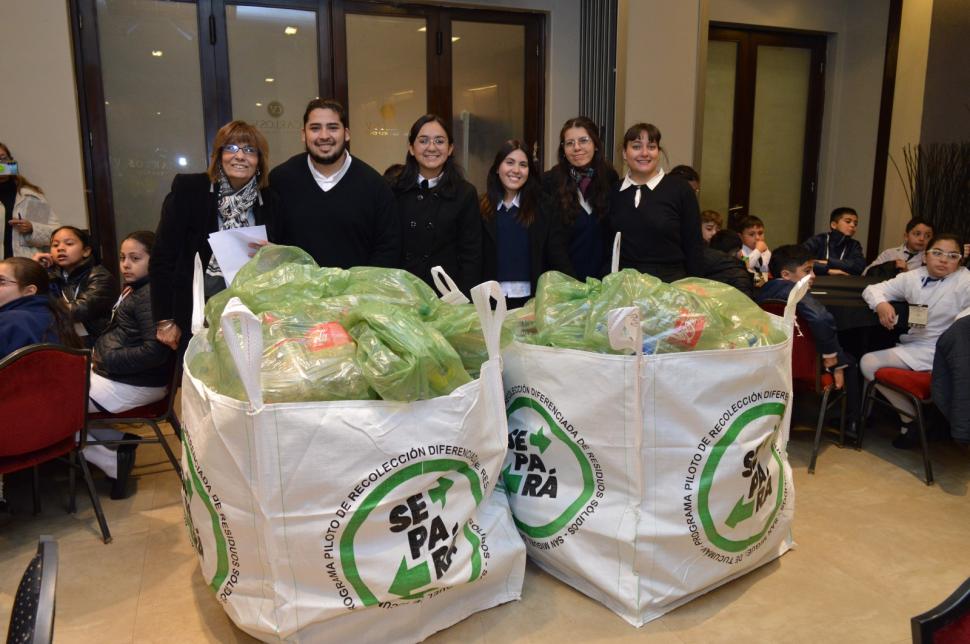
912, 577, 970, 643
859, 377, 934, 485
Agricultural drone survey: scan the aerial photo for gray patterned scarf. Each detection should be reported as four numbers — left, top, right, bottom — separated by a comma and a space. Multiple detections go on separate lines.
206, 171, 260, 278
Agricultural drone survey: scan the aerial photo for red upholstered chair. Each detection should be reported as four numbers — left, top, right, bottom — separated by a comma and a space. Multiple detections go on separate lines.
0, 344, 111, 543
859, 367, 934, 485
912, 577, 970, 643
86, 362, 182, 479
760, 300, 847, 473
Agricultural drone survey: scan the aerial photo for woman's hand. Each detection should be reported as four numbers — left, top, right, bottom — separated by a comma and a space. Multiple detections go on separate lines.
8, 218, 33, 234
32, 251, 52, 268
247, 240, 270, 257
876, 302, 897, 330
156, 321, 182, 350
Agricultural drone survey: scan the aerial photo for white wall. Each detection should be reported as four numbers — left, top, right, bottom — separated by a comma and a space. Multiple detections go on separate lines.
0, 0, 88, 229
705, 0, 889, 251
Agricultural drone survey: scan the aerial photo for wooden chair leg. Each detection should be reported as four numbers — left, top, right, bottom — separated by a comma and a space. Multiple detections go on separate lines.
32, 465, 41, 515
810, 387, 831, 474
913, 398, 934, 486
68, 451, 77, 514
152, 421, 182, 478
77, 451, 112, 544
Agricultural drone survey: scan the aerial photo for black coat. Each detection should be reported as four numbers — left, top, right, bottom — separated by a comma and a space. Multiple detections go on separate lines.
49, 256, 118, 343
702, 247, 754, 299
395, 178, 482, 295
481, 206, 575, 294
932, 315, 970, 443
94, 279, 173, 387
150, 173, 278, 335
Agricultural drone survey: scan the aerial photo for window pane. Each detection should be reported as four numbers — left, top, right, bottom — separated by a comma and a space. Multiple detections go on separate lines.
452, 21, 525, 193
227, 5, 318, 166
748, 46, 812, 246
699, 40, 737, 219
98, 0, 206, 237
346, 14, 428, 175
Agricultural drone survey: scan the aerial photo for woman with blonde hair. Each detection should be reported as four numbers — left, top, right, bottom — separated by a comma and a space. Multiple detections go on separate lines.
1, 141, 59, 259
149, 120, 279, 352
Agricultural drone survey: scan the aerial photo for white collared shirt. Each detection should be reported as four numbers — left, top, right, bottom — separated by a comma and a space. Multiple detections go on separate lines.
307, 151, 352, 192
418, 173, 443, 189
619, 168, 666, 208
499, 193, 521, 212
864, 244, 925, 275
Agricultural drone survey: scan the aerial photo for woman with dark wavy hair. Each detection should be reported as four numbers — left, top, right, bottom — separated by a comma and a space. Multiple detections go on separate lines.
540, 117, 619, 281
480, 140, 572, 308
392, 114, 481, 295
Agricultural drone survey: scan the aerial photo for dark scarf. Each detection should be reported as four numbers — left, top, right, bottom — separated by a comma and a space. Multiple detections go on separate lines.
207, 171, 261, 278
569, 166, 595, 198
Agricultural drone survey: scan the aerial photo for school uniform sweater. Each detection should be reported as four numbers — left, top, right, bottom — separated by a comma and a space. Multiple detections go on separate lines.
607, 174, 704, 282
269, 153, 400, 269
0, 295, 57, 357
862, 266, 970, 370
803, 231, 865, 275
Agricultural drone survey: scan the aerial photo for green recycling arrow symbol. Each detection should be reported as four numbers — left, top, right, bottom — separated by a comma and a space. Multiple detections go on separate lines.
530, 427, 552, 453
725, 495, 755, 529
388, 556, 433, 598
428, 477, 453, 508
501, 464, 522, 494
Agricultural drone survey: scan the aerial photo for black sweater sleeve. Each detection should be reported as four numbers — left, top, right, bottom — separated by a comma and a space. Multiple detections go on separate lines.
367, 177, 402, 268
679, 183, 704, 277
150, 177, 184, 324
456, 182, 483, 294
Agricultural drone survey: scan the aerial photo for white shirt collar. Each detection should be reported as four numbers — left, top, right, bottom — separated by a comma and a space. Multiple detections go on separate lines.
620, 167, 665, 192
307, 152, 352, 192
499, 193, 521, 211
417, 173, 443, 189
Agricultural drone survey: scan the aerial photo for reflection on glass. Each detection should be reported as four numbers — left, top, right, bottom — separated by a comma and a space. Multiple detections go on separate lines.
346, 14, 427, 175
98, 0, 206, 236
452, 21, 525, 193
748, 46, 811, 246
699, 40, 737, 219
227, 6, 317, 167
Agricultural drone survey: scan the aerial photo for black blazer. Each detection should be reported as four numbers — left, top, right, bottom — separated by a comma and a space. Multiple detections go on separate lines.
395, 178, 482, 295
481, 206, 575, 294
149, 173, 278, 334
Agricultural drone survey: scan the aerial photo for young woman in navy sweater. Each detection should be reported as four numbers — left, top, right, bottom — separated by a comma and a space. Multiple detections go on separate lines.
480, 140, 573, 308
608, 123, 704, 282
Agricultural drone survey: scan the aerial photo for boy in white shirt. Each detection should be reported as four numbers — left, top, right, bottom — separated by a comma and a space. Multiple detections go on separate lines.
861, 233, 970, 448
864, 217, 933, 278
738, 215, 770, 284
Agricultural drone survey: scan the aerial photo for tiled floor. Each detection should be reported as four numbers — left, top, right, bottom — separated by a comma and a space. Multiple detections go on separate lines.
1, 411, 968, 644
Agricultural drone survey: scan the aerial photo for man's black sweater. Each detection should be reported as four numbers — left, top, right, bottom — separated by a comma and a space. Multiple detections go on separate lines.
269, 153, 401, 268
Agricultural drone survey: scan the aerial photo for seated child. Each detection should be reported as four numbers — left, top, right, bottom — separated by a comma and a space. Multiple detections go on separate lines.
803, 207, 866, 276
757, 244, 860, 428
864, 216, 933, 278
739, 214, 771, 281
701, 209, 723, 244
34, 226, 118, 346
0, 256, 81, 512
703, 230, 753, 298
85, 231, 174, 499
861, 233, 970, 448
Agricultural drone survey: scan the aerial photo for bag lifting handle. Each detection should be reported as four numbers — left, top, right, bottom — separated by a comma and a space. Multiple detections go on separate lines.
431, 266, 471, 305
470, 281, 507, 361
220, 297, 265, 414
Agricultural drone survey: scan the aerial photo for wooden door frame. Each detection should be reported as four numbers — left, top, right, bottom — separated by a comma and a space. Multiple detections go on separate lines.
709, 24, 827, 242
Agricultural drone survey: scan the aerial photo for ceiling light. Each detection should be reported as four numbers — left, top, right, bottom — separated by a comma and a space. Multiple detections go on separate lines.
284, 26, 297, 35
451, 36, 460, 42
256, 102, 263, 107
177, 156, 188, 167
151, 50, 163, 57
265, 77, 275, 83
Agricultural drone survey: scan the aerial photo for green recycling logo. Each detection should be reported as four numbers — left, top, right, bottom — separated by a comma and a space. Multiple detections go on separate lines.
696, 401, 788, 554
338, 458, 487, 607
502, 394, 604, 544
181, 433, 241, 601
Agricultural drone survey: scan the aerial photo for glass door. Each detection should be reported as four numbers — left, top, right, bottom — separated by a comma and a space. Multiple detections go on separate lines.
700, 27, 826, 244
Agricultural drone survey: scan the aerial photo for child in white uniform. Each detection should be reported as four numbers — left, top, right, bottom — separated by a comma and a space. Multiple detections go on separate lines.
864, 216, 933, 276
861, 234, 970, 447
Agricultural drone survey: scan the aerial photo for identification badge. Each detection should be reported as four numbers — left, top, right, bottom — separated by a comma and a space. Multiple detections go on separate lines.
908, 304, 928, 328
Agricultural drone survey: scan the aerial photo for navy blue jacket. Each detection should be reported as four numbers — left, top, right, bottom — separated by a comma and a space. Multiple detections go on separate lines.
0, 295, 58, 357
803, 231, 865, 276
756, 278, 850, 366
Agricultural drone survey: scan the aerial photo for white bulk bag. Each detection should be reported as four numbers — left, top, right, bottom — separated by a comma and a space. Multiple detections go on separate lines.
499, 273, 810, 626
179, 269, 526, 643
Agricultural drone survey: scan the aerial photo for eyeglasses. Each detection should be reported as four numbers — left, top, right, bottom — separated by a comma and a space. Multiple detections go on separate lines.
563, 136, 592, 150
223, 144, 259, 156
415, 136, 448, 147
0, 277, 20, 288
927, 248, 963, 261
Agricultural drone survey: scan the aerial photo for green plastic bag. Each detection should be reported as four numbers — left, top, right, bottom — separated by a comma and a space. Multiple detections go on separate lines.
428, 303, 510, 378
533, 271, 602, 349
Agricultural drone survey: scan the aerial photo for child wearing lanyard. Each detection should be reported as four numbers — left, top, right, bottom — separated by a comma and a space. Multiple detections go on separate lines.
34, 225, 118, 346
861, 234, 970, 448
803, 207, 866, 275
85, 231, 173, 499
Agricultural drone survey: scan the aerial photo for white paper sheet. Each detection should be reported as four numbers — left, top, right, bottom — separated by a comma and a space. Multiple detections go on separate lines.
207, 225, 267, 286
